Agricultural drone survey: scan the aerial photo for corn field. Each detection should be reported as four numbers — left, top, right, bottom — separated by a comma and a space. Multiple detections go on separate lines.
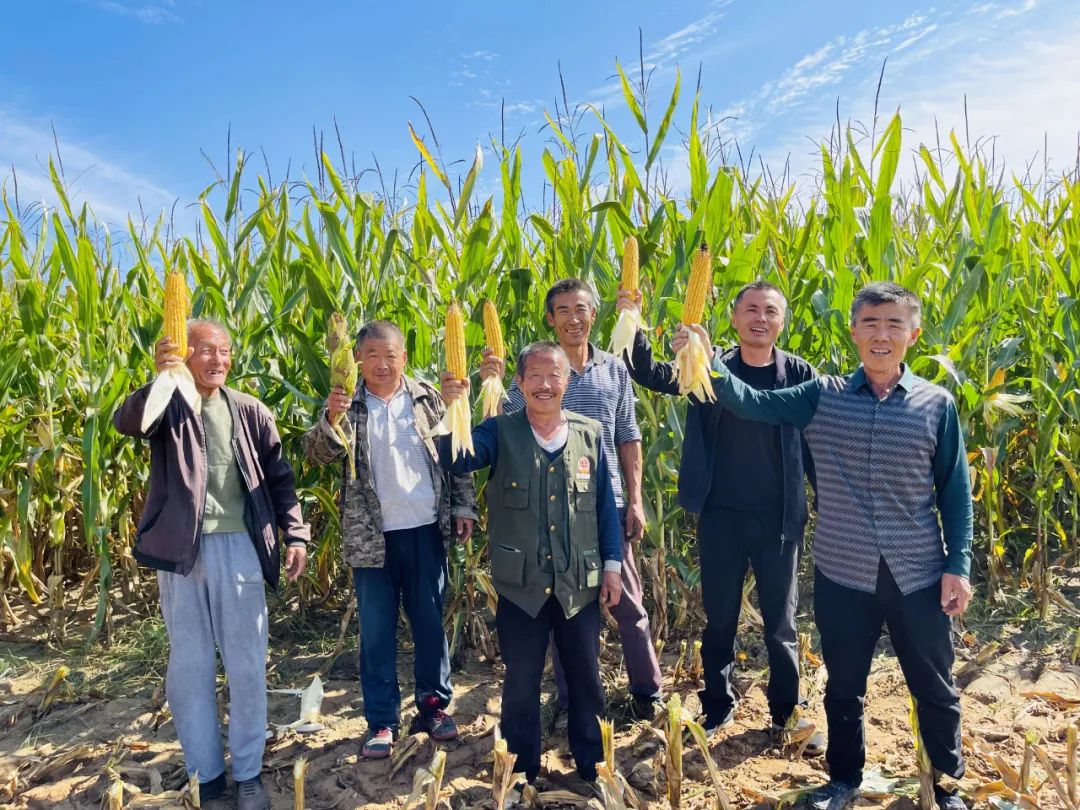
1, 68, 1077, 647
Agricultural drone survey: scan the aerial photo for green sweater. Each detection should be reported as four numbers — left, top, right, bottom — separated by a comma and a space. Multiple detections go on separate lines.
201, 393, 248, 535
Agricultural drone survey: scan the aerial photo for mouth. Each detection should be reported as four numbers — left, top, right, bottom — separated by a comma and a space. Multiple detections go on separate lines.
749, 326, 768, 336
869, 347, 891, 357
532, 390, 555, 400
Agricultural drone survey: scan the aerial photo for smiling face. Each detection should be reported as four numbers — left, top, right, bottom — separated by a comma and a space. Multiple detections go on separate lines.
545, 289, 596, 350
517, 349, 568, 418
731, 288, 786, 352
850, 301, 921, 377
357, 335, 406, 397
186, 323, 232, 396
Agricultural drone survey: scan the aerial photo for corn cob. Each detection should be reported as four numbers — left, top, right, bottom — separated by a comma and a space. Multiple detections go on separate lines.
444, 301, 474, 458
683, 242, 711, 325
611, 235, 643, 365
672, 241, 716, 402
163, 270, 190, 358
480, 299, 508, 419
326, 313, 358, 479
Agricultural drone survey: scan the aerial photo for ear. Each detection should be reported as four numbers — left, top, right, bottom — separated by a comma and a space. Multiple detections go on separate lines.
545, 310, 555, 328
908, 326, 922, 347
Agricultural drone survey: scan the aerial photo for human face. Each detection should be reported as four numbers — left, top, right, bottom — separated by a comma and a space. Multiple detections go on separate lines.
731, 289, 786, 351
545, 290, 596, 350
850, 301, 921, 377
186, 325, 232, 396
517, 351, 568, 417
357, 336, 406, 396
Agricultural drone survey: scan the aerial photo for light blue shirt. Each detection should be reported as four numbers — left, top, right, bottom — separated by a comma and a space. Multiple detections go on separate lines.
365, 383, 438, 532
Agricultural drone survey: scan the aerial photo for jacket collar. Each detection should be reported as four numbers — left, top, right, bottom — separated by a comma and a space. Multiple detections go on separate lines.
718, 345, 789, 387
848, 364, 916, 393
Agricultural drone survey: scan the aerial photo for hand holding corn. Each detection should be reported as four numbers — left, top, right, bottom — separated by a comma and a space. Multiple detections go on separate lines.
479, 299, 508, 418
610, 235, 643, 363
153, 336, 189, 372
672, 324, 714, 362
441, 301, 475, 458
439, 371, 471, 404
478, 348, 506, 382
615, 288, 643, 313
325, 387, 353, 423
672, 242, 717, 402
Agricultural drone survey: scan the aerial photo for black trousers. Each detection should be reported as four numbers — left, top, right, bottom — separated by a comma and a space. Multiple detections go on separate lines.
697, 508, 801, 726
496, 596, 604, 781
815, 560, 965, 785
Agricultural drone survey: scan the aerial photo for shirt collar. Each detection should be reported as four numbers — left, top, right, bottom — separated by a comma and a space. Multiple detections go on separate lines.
363, 378, 407, 405
849, 364, 916, 393
572, 342, 609, 375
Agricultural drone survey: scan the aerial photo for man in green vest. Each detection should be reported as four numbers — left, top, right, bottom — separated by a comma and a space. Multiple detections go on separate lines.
438, 341, 623, 786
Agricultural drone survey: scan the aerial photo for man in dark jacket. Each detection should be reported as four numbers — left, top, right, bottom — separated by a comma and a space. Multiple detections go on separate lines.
114, 319, 309, 810
618, 282, 822, 753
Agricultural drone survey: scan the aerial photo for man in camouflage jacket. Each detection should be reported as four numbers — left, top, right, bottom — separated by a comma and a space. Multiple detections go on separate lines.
303, 320, 477, 759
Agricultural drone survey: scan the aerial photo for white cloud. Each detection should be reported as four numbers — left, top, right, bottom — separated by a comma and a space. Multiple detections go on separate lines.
0, 107, 178, 230
80, 0, 180, 24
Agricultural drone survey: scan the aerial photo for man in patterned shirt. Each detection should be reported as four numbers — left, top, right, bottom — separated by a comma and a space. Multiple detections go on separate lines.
303, 320, 478, 760
479, 279, 663, 722
688, 282, 972, 810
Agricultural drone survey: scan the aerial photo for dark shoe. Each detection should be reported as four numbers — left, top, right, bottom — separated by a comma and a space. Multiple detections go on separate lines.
235, 775, 269, 810
934, 784, 968, 810
361, 726, 395, 759
410, 695, 459, 741
199, 771, 227, 801
796, 780, 860, 810
771, 716, 826, 757
701, 709, 735, 733
630, 694, 665, 721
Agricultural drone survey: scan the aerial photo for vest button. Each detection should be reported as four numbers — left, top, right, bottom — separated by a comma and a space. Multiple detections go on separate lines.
511, 481, 518, 487
546, 554, 552, 560
549, 494, 556, 502
544, 587, 552, 595
549, 524, 556, 532
548, 465, 555, 473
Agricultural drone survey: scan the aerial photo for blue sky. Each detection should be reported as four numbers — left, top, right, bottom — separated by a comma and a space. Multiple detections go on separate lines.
2, 0, 1077, 229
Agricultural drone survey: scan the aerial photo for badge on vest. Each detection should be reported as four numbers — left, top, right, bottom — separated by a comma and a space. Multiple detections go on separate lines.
576, 457, 591, 480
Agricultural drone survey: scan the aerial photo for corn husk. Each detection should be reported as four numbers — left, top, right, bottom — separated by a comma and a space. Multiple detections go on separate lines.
665, 694, 683, 810
611, 236, 643, 365
406, 749, 447, 810
683, 716, 732, 810
909, 696, 935, 810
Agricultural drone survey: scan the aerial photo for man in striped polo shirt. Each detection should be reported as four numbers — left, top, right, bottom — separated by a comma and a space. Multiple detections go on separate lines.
479, 279, 664, 723
685, 282, 972, 810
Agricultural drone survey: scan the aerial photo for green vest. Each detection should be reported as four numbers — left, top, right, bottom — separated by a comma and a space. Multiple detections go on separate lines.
487, 409, 604, 619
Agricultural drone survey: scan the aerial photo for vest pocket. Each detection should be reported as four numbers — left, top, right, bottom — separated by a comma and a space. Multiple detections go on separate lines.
502, 479, 530, 509
491, 544, 526, 585
573, 479, 596, 511
580, 548, 601, 588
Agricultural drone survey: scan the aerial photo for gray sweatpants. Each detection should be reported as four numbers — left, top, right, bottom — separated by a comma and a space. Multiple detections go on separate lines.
158, 531, 268, 782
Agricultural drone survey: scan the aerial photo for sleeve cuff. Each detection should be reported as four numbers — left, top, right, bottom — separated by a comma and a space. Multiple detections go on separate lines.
603, 560, 623, 574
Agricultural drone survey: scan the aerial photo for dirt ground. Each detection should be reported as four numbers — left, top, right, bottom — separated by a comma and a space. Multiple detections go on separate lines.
0, 595, 1078, 810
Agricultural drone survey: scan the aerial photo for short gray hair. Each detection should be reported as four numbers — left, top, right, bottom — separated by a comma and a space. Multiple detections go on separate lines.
355, 319, 405, 348
187, 318, 232, 345
850, 282, 922, 328
515, 341, 569, 377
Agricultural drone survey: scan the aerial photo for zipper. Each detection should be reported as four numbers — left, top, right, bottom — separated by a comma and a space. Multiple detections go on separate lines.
190, 398, 208, 571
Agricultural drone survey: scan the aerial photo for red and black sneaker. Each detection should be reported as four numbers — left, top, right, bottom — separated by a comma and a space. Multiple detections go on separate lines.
410, 695, 459, 741
361, 727, 395, 759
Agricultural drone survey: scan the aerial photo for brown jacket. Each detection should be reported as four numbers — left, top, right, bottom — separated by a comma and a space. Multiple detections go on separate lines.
113, 382, 310, 585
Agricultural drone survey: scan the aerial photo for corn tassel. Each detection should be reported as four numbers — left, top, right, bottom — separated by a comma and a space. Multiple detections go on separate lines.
326, 312, 358, 479
480, 299, 507, 419
443, 301, 474, 458
672, 242, 715, 402
491, 734, 518, 810
142, 270, 200, 431
294, 756, 308, 810
611, 235, 643, 365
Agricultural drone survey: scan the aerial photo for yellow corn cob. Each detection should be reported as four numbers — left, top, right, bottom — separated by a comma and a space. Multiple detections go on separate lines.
444, 301, 474, 457
163, 270, 190, 357
446, 301, 467, 379
480, 299, 508, 420
683, 242, 711, 325
621, 235, 639, 294
482, 299, 504, 359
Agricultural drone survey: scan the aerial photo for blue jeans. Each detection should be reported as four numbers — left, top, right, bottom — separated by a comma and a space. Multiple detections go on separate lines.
352, 522, 452, 730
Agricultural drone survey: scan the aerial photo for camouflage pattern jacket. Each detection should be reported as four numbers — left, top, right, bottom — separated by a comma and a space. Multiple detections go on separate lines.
302, 375, 478, 568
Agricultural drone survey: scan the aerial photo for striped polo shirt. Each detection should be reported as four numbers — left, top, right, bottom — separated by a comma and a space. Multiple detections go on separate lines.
714, 364, 973, 595
505, 343, 641, 508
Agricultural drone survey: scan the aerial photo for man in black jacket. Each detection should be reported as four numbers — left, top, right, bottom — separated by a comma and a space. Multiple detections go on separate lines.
618, 282, 822, 753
